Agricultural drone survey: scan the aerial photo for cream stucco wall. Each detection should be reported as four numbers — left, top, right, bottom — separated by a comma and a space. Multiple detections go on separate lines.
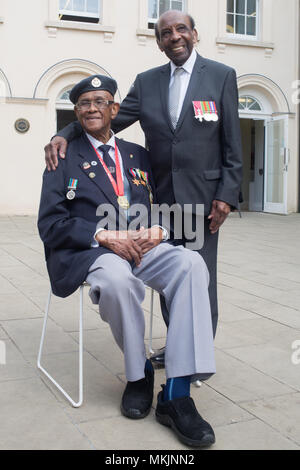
0, 0, 299, 214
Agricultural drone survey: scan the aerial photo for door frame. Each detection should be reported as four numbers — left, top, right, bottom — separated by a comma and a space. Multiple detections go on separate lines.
263, 115, 289, 215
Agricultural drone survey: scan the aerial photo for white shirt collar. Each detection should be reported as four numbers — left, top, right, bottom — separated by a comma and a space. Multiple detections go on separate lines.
170, 48, 197, 77
85, 130, 115, 150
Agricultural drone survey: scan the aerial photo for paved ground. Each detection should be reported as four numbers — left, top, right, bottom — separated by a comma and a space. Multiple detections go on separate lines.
0, 212, 299, 450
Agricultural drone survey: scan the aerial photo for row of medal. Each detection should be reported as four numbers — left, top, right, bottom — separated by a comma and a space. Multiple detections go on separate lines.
66, 168, 153, 206
192, 101, 219, 122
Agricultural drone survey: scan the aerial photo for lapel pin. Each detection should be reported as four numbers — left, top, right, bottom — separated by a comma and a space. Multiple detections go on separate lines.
83, 162, 91, 170
89, 172, 96, 179
91, 161, 98, 166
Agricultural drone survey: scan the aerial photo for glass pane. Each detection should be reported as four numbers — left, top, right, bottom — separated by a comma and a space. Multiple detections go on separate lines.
236, 14, 245, 34
148, 0, 158, 19
159, 0, 169, 15
236, 0, 246, 14
247, 16, 256, 35
73, 0, 85, 12
171, 0, 183, 11
247, 0, 256, 15
59, 90, 71, 101
226, 14, 234, 33
60, 0, 73, 10
87, 0, 99, 13
248, 101, 261, 111
227, 0, 234, 13
266, 120, 285, 204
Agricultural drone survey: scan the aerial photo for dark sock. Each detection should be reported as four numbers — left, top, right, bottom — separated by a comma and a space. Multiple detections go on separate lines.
163, 376, 191, 401
145, 358, 153, 373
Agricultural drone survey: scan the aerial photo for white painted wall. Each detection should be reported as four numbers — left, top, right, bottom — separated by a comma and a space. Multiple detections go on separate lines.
0, 0, 299, 214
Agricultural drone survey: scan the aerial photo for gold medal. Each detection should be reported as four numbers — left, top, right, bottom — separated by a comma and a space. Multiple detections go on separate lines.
118, 196, 130, 209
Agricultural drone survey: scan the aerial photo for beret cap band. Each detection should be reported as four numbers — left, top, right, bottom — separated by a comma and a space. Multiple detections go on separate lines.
70, 74, 118, 104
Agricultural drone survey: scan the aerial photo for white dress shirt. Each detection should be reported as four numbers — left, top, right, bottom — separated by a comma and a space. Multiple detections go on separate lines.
169, 48, 197, 121
85, 132, 169, 245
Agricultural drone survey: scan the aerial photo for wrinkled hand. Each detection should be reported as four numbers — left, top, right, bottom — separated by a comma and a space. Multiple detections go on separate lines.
44, 136, 68, 171
96, 230, 144, 267
131, 226, 163, 255
208, 200, 231, 234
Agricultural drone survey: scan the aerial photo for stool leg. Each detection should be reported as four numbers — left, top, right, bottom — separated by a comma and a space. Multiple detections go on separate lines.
37, 286, 84, 408
148, 288, 154, 354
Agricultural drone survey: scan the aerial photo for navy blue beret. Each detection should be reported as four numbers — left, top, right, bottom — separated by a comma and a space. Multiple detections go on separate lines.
70, 74, 118, 104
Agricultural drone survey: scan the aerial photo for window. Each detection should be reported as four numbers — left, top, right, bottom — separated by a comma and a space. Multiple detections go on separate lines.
59, 0, 100, 23
238, 95, 262, 112
56, 88, 76, 131
226, 0, 258, 38
148, 0, 185, 29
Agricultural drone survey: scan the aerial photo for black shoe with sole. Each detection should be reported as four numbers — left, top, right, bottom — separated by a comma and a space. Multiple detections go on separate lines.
155, 387, 215, 448
121, 365, 154, 419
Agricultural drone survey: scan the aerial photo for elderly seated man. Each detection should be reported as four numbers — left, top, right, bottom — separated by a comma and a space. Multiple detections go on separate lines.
38, 75, 216, 448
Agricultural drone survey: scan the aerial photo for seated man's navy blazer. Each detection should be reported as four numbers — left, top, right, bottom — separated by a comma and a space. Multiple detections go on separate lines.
38, 134, 156, 298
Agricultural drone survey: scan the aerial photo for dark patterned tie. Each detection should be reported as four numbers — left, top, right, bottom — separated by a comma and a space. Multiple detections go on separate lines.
98, 145, 116, 176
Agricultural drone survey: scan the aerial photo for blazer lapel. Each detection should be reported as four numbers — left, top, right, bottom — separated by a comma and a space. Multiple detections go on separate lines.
77, 134, 119, 210
159, 63, 175, 134
175, 54, 206, 132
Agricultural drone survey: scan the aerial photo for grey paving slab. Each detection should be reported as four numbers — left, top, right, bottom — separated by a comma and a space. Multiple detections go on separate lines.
215, 317, 297, 350
0, 213, 299, 450
77, 410, 190, 450
224, 342, 300, 391
0, 338, 36, 382
241, 393, 300, 446
2, 317, 78, 356
208, 349, 294, 403
0, 292, 42, 320
32, 351, 125, 424
212, 419, 299, 450
0, 378, 94, 450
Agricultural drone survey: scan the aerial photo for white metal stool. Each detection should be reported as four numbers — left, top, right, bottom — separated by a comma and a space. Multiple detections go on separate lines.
37, 283, 156, 408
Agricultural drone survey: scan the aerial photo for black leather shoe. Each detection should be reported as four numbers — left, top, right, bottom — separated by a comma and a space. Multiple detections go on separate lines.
121, 365, 154, 419
150, 347, 165, 369
155, 387, 215, 448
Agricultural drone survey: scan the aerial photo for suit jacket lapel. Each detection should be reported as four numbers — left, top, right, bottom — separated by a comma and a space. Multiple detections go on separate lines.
77, 134, 119, 210
159, 63, 175, 134
175, 53, 206, 133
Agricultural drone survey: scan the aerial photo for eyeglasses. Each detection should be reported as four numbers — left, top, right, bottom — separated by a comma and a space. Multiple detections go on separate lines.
76, 99, 114, 111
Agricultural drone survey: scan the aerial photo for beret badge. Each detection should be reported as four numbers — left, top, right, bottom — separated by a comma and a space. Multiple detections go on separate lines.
91, 77, 101, 88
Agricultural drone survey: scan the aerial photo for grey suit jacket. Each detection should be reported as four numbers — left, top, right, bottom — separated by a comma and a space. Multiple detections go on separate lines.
58, 53, 243, 215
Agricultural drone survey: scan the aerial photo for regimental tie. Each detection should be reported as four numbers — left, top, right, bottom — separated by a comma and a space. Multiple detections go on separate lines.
98, 145, 116, 178
169, 67, 185, 129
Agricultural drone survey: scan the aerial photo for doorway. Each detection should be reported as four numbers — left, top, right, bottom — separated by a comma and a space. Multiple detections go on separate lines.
240, 118, 265, 211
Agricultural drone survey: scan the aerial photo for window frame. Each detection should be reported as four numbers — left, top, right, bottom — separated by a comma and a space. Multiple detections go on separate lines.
226, 0, 259, 40
59, 0, 101, 20
147, 0, 186, 29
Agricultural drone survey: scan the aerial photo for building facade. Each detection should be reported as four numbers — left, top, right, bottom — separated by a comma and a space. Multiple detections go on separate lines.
0, 0, 299, 214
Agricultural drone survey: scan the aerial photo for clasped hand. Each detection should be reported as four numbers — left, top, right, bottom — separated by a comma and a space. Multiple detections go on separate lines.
96, 226, 163, 267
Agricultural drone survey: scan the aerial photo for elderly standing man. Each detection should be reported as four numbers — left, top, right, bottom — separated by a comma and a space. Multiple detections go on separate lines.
44, 10, 243, 371
38, 74, 217, 448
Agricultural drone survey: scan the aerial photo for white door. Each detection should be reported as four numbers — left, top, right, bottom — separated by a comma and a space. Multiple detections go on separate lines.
264, 116, 289, 214
249, 120, 265, 211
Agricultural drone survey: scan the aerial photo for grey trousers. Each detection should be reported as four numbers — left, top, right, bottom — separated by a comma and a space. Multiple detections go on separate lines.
86, 243, 216, 382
